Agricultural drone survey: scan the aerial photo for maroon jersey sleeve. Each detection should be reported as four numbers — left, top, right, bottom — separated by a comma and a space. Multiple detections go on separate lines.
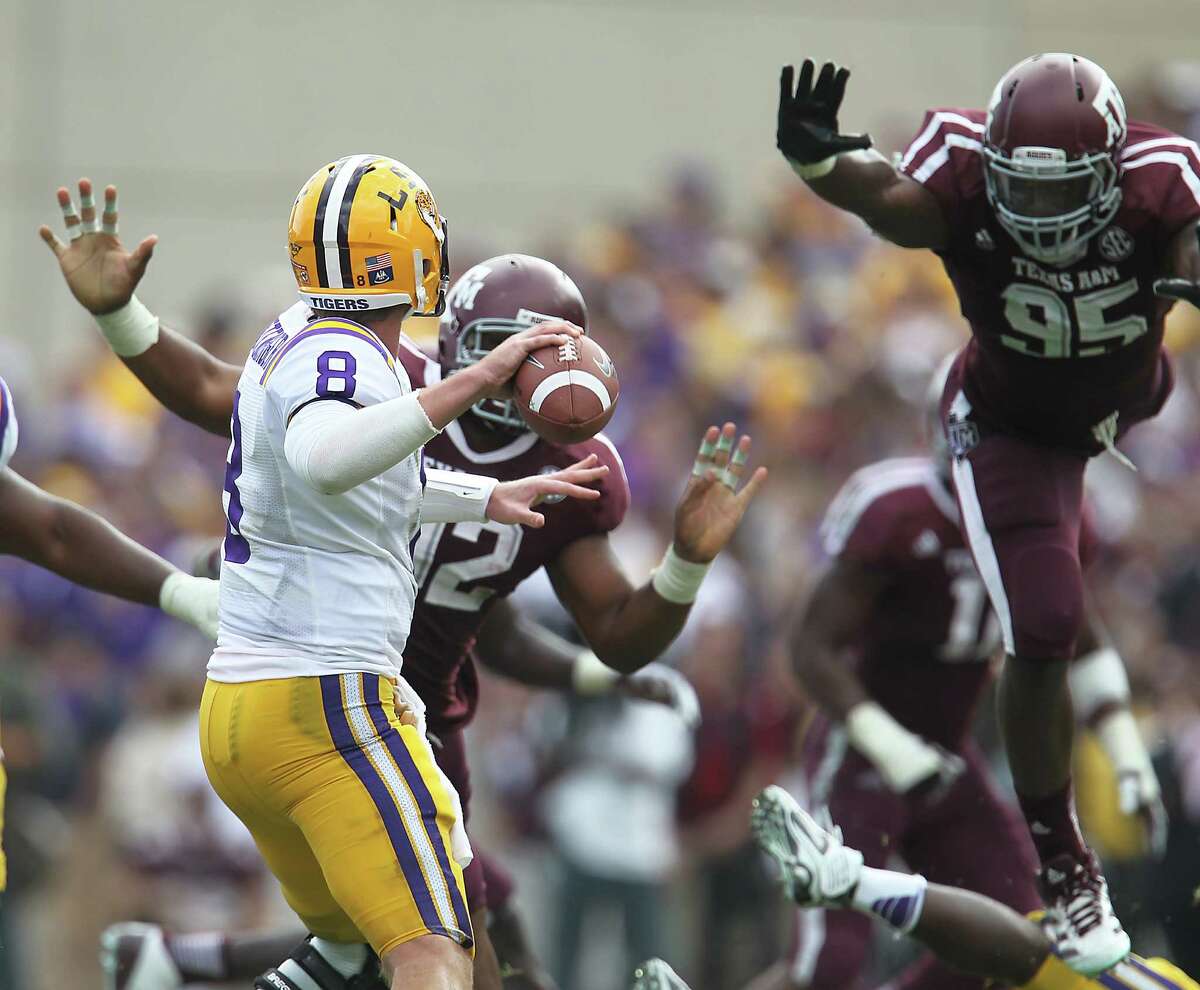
1120, 125, 1200, 252
557, 432, 630, 537
819, 461, 928, 568
395, 334, 433, 388
897, 108, 987, 238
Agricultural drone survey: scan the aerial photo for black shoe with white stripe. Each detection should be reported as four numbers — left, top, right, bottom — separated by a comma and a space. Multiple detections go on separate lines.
254, 939, 386, 990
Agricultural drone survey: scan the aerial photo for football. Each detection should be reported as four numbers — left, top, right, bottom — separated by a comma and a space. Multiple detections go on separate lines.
513, 334, 619, 445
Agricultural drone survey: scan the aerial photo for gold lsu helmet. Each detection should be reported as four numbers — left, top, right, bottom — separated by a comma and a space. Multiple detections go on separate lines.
288, 155, 449, 315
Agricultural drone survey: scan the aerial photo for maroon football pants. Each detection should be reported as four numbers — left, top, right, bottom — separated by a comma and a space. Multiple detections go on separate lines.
433, 727, 516, 915
788, 723, 1040, 990
942, 385, 1089, 662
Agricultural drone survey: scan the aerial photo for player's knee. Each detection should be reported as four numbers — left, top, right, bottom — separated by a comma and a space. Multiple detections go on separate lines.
1008, 543, 1084, 661
254, 937, 383, 990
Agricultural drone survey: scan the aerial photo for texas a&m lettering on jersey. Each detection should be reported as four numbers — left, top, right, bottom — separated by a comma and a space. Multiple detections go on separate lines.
900, 109, 1200, 450
396, 338, 630, 733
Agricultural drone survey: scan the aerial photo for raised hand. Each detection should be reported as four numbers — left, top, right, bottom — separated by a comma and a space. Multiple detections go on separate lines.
778, 60, 872, 167
672, 423, 767, 564
487, 454, 608, 528
616, 662, 701, 728
39, 178, 157, 315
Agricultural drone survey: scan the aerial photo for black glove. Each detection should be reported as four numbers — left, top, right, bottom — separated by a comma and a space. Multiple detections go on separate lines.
778, 60, 872, 169
1154, 278, 1200, 309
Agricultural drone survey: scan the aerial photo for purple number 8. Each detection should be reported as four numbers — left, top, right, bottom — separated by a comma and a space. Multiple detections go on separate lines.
316, 350, 357, 400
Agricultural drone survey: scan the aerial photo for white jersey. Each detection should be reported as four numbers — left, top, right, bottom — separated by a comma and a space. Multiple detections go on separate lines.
210, 303, 425, 682
0, 377, 18, 471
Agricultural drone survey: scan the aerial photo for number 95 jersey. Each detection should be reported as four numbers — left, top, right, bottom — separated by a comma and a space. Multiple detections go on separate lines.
900, 109, 1200, 452
211, 303, 425, 682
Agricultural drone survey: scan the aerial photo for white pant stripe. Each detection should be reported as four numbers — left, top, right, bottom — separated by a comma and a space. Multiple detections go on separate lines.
951, 451, 1015, 655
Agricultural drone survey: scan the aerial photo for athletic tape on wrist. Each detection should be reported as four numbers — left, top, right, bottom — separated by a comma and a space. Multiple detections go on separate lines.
651, 543, 711, 604
572, 649, 620, 695
789, 155, 838, 180
94, 294, 160, 357
845, 701, 940, 792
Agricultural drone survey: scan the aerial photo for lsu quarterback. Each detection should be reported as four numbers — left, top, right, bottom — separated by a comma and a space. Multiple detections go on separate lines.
0, 374, 220, 935
41, 159, 610, 990
43, 175, 765, 990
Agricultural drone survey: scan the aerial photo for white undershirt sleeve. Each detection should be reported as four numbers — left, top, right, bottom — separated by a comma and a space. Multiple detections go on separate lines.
421, 468, 499, 524
284, 394, 438, 495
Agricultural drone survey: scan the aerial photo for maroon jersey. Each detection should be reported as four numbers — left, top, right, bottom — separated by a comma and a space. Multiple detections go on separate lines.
397, 339, 630, 732
820, 458, 1001, 748
900, 109, 1200, 452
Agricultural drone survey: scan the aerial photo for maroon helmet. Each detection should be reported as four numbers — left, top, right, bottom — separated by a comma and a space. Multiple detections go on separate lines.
983, 53, 1127, 264
438, 253, 588, 432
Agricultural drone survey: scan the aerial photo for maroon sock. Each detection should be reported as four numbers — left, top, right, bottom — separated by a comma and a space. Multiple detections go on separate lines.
1017, 780, 1090, 866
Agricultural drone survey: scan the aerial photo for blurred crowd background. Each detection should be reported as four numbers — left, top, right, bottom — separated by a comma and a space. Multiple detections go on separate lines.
5, 2, 1200, 988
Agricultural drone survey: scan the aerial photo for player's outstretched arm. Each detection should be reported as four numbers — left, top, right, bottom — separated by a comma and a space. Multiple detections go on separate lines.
40, 178, 239, 437
0, 469, 219, 636
476, 599, 700, 722
792, 560, 964, 796
777, 61, 948, 249
547, 423, 766, 675
1069, 613, 1167, 855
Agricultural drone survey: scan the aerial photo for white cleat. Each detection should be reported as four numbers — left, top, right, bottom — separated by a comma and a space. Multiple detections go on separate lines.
100, 923, 183, 990
1038, 854, 1131, 975
750, 784, 864, 906
631, 958, 692, 990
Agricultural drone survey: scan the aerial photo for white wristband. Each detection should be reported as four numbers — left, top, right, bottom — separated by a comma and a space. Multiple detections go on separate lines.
422, 469, 498, 524
650, 544, 711, 605
572, 649, 620, 695
1068, 647, 1130, 724
788, 155, 838, 180
845, 701, 942, 793
94, 295, 160, 357
1095, 708, 1154, 775
159, 571, 220, 639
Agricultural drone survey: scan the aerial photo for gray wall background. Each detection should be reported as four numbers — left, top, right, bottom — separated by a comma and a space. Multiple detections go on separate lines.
3, 0, 1198, 362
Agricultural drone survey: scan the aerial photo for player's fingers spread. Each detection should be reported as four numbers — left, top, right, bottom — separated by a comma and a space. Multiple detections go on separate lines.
520, 510, 545, 528
130, 235, 157, 278
735, 466, 769, 506
101, 185, 118, 235
58, 189, 83, 240
780, 64, 794, 103
38, 225, 66, 258
711, 422, 736, 469
79, 177, 99, 233
549, 467, 608, 488
692, 425, 719, 476
542, 480, 602, 501
815, 61, 835, 95
832, 66, 851, 104
797, 59, 814, 97
720, 437, 752, 487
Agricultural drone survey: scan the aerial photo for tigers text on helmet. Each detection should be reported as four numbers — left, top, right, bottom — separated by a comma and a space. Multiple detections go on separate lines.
288, 155, 449, 316
438, 254, 588, 433
983, 53, 1127, 265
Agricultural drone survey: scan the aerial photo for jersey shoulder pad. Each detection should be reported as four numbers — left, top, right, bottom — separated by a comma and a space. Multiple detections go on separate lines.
898, 107, 986, 214
259, 315, 401, 420
558, 431, 630, 534
820, 458, 934, 562
1119, 121, 1200, 236
0, 376, 17, 470
395, 334, 437, 389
